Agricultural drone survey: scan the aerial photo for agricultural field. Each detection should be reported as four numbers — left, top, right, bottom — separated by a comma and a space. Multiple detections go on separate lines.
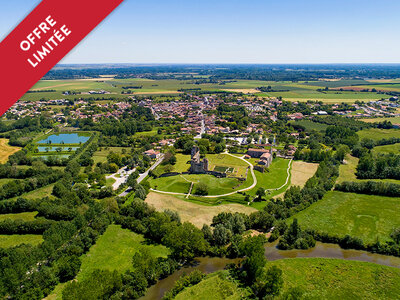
357, 128, 400, 141
290, 161, 319, 187
0, 139, 20, 163
361, 116, 400, 124
21, 78, 388, 103
174, 271, 247, 300
269, 258, 400, 300
291, 191, 400, 244
0, 234, 43, 248
145, 192, 257, 228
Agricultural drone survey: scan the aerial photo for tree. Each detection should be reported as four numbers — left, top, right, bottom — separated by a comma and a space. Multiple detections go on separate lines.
256, 187, 266, 201
195, 182, 209, 196
127, 170, 139, 188
55, 255, 81, 282
213, 224, 232, 246
258, 266, 284, 298
66, 160, 81, 178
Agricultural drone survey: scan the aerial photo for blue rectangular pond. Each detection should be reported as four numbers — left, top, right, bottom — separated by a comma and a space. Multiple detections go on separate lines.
37, 133, 90, 145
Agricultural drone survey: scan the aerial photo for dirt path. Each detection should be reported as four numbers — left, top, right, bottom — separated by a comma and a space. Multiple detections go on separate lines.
146, 192, 257, 228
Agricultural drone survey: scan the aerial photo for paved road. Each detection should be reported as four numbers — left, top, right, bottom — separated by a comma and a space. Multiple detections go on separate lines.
106, 166, 136, 190
118, 154, 164, 197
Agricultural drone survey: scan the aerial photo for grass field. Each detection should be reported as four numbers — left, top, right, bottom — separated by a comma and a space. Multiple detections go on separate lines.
357, 128, 400, 141
362, 116, 400, 124
206, 153, 249, 178
269, 258, 400, 300
8, 183, 55, 201
76, 225, 169, 281
174, 271, 246, 300
21, 78, 387, 103
290, 161, 319, 187
0, 212, 38, 221
291, 191, 400, 244
337, 154, 400, 184
92, 147, 130, 164
148, 174, 248, 195
373, 143, 400, 154
289, 120, 328, 132
145, 192, 257, 228
0, 234, 43, 248
47, 224, 170, 300
0, 139, 20, 163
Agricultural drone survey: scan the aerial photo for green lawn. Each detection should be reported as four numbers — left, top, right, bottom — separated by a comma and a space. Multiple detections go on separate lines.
357, 128, 400, 141
174, 271, 247, 300
269, 258, 400, 300
0, 212, 38, 221
76, 224, 169, 281
0, 234, 43, 248
8, 183, 55, 201
291, 191, 400, 244
206, 153, 249, 178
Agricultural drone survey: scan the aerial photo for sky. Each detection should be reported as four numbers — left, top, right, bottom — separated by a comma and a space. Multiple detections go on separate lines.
1, 0, 400, 64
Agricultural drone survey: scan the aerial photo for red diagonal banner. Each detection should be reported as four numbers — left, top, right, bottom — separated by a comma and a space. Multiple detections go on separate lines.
0, 0, 124, 116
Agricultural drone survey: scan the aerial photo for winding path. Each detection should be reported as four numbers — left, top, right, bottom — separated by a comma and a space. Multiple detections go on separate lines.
149, 153, 292, 199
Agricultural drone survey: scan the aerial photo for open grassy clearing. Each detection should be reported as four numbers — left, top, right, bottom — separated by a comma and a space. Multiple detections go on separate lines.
291, 191, 400, 244
92, 146, 130, 164
0, 234, 43, 248
0, 139, 20, 163
337, 154, 400, 184
174, 271, 246, 300
0, 212, 38, 221
145, 192, 257, 228
269, 258, 400, 300
206, 153, 249, 178
373, 143, 400, 154
47, 224, 169, 300
290, 161, 319, 187
8, 183, 55, 201
289, 120, 328, 132
362, 116, 400, 124
357, 128, 400, 141
76, 224, 169, 281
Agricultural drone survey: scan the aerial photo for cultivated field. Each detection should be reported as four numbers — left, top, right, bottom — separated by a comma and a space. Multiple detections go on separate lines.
269, 258, 400, 299
291, 191, 400, 244
145, 192, 257, 228
0, 139, 20, 163
21, 78, 388, 103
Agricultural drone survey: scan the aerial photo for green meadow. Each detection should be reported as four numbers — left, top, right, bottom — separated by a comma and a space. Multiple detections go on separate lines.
357, 128, 400, 141
291, 191, 400, 243
0, 234, 43, 248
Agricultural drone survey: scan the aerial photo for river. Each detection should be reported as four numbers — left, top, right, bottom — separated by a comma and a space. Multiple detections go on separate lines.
141, 241, 400, 300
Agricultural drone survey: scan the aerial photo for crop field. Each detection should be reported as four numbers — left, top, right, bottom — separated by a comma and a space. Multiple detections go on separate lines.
0, 139, 20, 163
357, 128, 400, 141
145, 192, 257, 228
269, 258, 400, 300
20, 78, 387, 103
0, 212, 38, 221
361, 116, 400, 124
290, 161, 319, 187
291, 191, 400, 244
0, 234, 43, 248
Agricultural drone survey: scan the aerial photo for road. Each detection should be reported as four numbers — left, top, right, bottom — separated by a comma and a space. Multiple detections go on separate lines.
106, 166, 136, 190
118, 154, 164, 197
